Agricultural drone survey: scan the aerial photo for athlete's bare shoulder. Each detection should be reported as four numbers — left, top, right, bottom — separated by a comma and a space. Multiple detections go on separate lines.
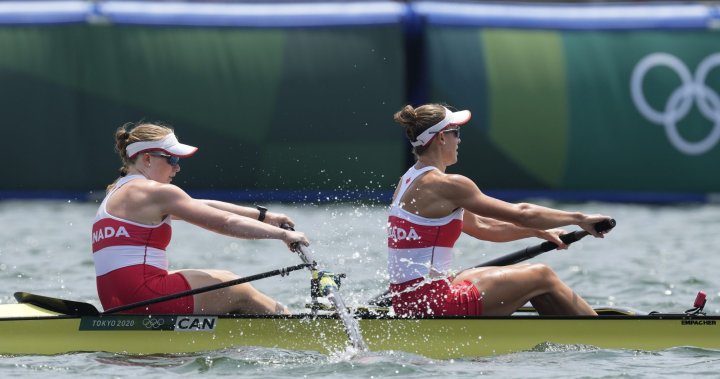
120, 178, 188, 205
437, 173, 479, 191
420, 174, 479, 206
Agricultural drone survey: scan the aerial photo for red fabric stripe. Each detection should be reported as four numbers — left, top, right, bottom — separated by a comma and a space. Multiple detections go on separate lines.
92, 218, 171, 252
387, 215, 462, 249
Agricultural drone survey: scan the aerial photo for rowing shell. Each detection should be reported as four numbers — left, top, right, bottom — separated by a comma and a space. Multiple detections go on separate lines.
1, 293, 718, 358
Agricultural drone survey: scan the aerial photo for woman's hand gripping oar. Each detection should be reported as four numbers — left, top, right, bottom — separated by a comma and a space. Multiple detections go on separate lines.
281, 224, 369, 352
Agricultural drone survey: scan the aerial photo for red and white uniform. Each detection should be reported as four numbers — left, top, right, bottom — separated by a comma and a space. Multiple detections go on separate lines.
92, 175, 193, 314
387, 166, 482, 316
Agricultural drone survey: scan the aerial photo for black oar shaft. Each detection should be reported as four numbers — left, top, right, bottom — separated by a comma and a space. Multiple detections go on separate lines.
470, 232, 585, 268
468, 219, 615, 269
102, 263, 310, 315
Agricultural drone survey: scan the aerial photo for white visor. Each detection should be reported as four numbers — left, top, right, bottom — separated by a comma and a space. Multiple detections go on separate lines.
126, 133, 198, 158
410, 107, 471, 147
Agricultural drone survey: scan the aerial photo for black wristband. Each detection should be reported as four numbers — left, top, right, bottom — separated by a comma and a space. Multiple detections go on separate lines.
256, 205, 267, 222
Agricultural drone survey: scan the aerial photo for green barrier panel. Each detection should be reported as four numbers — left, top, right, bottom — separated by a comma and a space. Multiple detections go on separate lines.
425, 26, 720, 193
0, 24, 406, 195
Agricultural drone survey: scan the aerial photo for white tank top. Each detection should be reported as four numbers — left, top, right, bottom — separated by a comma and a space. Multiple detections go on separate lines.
387, 166, 464, 284
91, 175, 171, 276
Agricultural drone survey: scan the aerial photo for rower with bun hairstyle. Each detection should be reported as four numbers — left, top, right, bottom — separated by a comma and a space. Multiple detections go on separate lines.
388, 103, 612, 316
92, 121, 309, 315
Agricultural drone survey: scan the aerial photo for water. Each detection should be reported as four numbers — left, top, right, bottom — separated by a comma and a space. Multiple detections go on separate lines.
292, 244, 368, 351
2, 200, 720, 377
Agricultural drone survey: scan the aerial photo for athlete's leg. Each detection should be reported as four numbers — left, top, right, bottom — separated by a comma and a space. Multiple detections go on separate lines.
174, 269, 288, 315
453, 263, 597, 316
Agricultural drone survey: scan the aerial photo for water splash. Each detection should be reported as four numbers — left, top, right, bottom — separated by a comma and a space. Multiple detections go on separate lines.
326, 288, 368, 352
288, 239, 368, 353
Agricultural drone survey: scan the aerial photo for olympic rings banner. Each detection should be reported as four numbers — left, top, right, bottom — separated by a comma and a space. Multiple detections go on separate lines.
419, 4, 720, 197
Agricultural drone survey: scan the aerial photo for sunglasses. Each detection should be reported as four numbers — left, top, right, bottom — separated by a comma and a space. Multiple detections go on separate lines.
148, 152, 180, 167
430, 127, 461, 139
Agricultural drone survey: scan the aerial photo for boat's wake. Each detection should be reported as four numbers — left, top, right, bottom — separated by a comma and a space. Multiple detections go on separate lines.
527, 342, 599, 353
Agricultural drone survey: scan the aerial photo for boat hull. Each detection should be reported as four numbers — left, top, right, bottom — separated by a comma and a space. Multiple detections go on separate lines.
1, 304, 718, 358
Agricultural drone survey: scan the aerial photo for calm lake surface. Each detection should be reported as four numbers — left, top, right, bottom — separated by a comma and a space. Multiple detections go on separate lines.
1, 200, 720, 377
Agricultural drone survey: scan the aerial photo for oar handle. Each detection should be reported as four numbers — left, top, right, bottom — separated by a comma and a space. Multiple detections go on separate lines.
561, 218, 616, 243
471, 218, 616, 268
280, 223, 317, 268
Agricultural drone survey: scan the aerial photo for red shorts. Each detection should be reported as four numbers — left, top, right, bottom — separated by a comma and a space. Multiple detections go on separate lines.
390, 277, 483, 317
96, 264, 194, 314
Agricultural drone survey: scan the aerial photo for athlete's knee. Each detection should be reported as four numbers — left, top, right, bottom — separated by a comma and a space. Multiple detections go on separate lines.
528, 263, 561, 287
205, 270, 239, 284
528, 263, 556, 276
218, 269, 238, 279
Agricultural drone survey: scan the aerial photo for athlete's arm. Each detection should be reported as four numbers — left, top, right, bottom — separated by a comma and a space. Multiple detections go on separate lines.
444, 174, 610, 237
196, 199, 296, 228
462, 212, 569, 248
151, 184, 309, 248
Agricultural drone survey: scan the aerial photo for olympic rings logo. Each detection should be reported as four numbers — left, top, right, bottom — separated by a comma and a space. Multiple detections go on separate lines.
631, 52, 720, 155
142, 318, 166, 329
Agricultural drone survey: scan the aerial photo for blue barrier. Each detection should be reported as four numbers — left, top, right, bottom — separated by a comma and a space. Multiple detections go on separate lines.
411, 1, 714, 30
0, 1, 408, 27
97, 1, 408, 27
0, 1, 716, 30
0, 1, 90, 24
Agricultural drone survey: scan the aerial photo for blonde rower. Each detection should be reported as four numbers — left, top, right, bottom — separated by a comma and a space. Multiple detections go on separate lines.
92, 122, 309, 315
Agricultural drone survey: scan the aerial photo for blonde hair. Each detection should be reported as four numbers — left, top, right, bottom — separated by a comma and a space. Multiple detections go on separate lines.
393, 103, 447, 157
107, 122, 174, 191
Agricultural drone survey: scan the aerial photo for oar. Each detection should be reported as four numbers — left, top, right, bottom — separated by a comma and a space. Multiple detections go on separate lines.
369, 219, 616, 307
16, 263, 311, 316
14, 291, 101, 316
468, 218, 616, 268
281, 224, 369, 352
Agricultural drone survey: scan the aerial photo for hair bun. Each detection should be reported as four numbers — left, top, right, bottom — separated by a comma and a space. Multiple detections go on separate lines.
115, 125, 131, 142
393, 105, 417, 127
